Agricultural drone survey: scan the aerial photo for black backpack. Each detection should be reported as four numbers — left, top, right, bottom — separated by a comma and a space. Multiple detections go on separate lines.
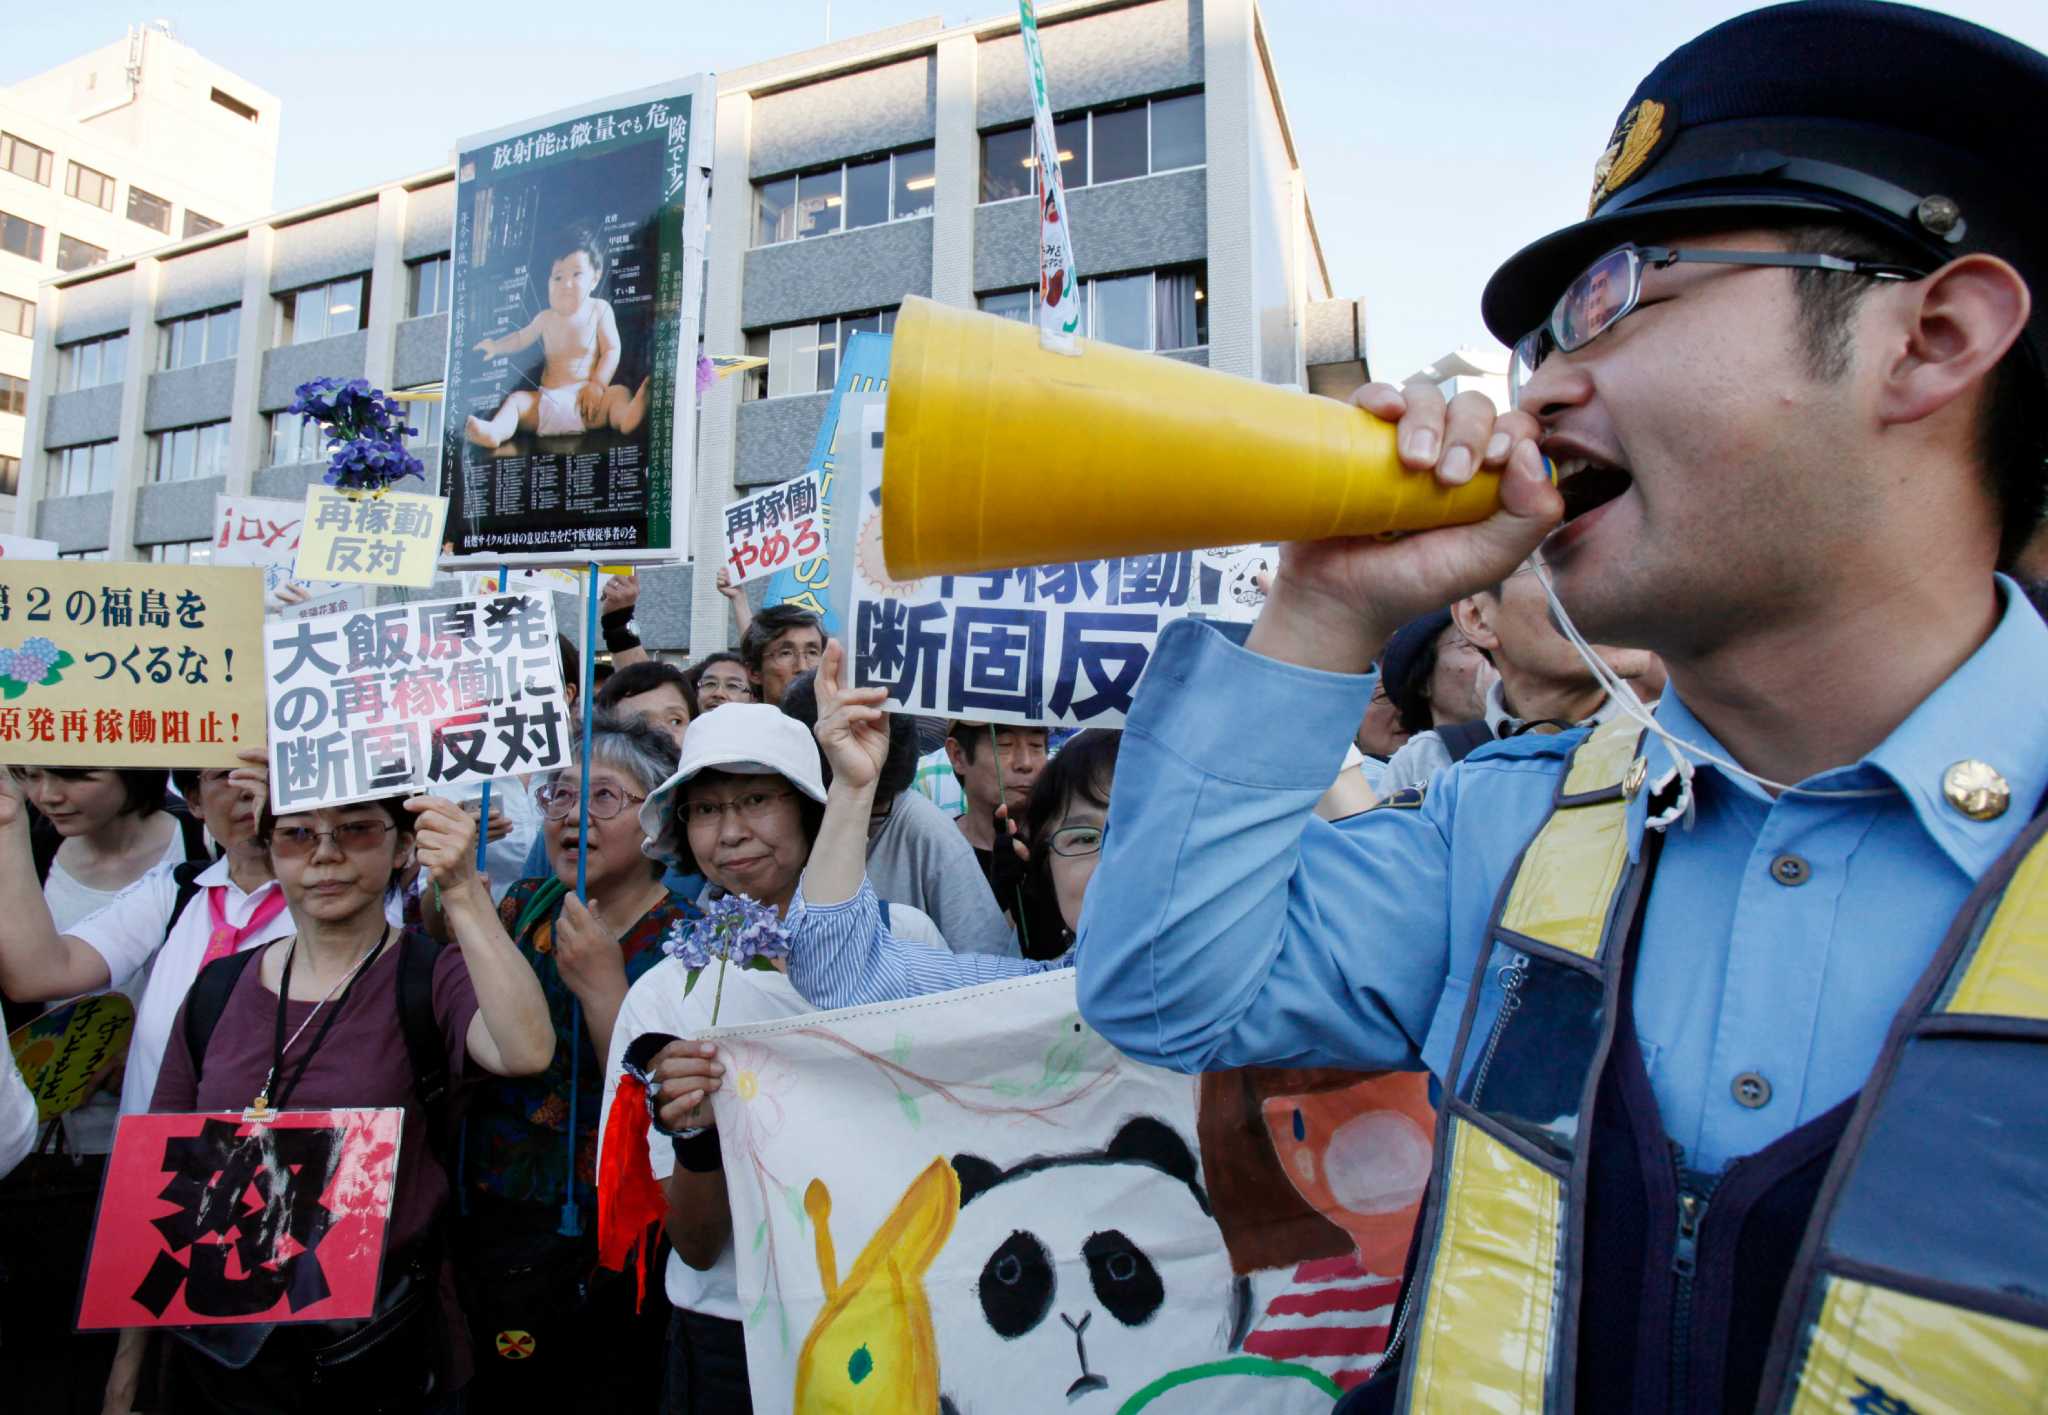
178, 929, 453, 1167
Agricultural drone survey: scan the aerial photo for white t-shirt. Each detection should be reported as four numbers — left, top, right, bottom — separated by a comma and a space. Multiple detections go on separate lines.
597, 902, 947, 1318
0, 1041, 35, 1180
66, 861, 405, 1118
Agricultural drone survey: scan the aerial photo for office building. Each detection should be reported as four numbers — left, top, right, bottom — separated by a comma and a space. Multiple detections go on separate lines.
17, 0, 1367, 654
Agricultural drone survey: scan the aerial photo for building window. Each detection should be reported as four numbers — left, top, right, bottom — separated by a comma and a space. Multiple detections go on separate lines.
400, 389, 444, 454
978, 90, 1204, 203
1, 134, 53, 186
56, 234, 108, 273
49, 441, 118, 497
127, 186, 172, 234
57, 331, 127, 390
65, 161, 115, 211
0, 373, 24, 416
210, 88, 259, 122
58, 549, 109, 560
977, 262, 1206, 352
0, 210, 45, 262
158, 306, 240, 371
0, 292, 34, 338
406, 255, 450, 318
270, 410, 326, 466
748, 308, 898, 399
183, 211, 222, 238
752, 144, 937, 246
146, 540, 215, 565
147, 421, 230, 483
276, 275, 368, 345
0, 455, 17, 496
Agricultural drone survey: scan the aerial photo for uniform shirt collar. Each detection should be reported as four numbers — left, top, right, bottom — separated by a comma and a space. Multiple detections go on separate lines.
1483, 676, 1623, 738
1633, 577, 2048, 878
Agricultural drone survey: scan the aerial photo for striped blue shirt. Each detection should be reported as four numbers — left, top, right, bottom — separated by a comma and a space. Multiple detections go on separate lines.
785, 875, 1068, 1009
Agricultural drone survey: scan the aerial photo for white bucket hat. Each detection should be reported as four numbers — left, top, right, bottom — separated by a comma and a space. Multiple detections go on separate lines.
639, 702, 827, 864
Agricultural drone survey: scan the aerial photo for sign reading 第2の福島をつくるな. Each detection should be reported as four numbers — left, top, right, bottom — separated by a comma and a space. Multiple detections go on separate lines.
263, 592, 569, 811
0, 561, 264, 766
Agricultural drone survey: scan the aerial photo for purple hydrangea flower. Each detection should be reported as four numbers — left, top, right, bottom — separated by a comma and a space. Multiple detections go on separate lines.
288, 377, 426, 494
663, 892, 790, 1025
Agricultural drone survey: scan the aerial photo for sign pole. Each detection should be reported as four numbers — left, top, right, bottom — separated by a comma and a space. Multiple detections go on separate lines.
560, 559, 601, 1239
474, 561, 510, 872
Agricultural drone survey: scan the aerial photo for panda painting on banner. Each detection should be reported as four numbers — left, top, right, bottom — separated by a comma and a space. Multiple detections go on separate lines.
681, 971, 1434, 1412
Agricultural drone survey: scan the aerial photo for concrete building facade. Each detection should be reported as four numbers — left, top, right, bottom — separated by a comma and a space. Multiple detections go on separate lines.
17, 0, 1366, 657
0, 24, 280, 512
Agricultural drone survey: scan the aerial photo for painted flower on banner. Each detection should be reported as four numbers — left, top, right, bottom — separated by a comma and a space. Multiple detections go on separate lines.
719, 1041, 796, 1149
287, 377, 425, 495
663, 891, 792, 1026
0, 636, 73, 699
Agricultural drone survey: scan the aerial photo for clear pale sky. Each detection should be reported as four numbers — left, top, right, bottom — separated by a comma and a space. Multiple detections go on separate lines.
12, 1, 2046, 382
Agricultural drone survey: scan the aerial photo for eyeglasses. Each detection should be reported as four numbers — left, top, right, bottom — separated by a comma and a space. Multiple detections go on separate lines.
684, 789, 795, 825
764, 641, 823, 669
535, 781, 647, 821
1049, 823, 1106, 858
1508, 243, 1924, 407
271, 819, 395, 859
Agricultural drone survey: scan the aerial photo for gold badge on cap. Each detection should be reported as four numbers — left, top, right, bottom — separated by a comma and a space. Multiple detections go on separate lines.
1942, 760, 2010, 821
1589, 99, 1669, 216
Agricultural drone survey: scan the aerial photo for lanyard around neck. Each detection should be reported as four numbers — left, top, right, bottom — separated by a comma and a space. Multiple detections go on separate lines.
258, 929, 389, 1115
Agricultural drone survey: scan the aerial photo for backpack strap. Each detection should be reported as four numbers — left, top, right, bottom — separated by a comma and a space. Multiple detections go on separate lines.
1436, 719, 1497, 764
182, 945, 265, 1083
164, 860, 212, 950
394, 928, 452, 1171
170, 800, 213, 865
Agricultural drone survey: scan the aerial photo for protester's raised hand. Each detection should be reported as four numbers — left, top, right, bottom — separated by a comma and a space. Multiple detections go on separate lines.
715, 566, 744, 602
601, 572, 640, 615
227, 746, 270, 818
651, 1038, 725, 1131
406, 795, 481, 894
554, 893, 628, 1005
1251, 381, 1561, 674
812, 638, 891, 791
0, 771, 26, 834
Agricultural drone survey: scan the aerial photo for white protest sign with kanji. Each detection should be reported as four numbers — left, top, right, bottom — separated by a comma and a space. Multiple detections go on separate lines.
722, 471, 825, 586
0, 534, 58, 561
212, 494, 364, 618
294, 488, 449, 589
263, 592, 569, 811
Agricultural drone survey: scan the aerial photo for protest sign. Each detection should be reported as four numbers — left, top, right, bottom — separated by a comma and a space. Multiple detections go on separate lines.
757, 331, 891, 635
294, 486, 448, 589
1020, 0, 1081, 351
699, 971, 1429, 1409
263, 591, 569, 811
78, 1108, 402, 1329
0, 560, 263, 767
442, 77, 713, 564
721, 471, 824, 586
461, 566, 585, 598
211, 494, 365, 619
0, 533, 58, 561
850, 404, 1276, 729
9, 993, 134, 1121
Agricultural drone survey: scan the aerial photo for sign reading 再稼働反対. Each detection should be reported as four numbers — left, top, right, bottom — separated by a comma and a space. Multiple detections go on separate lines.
262, 591, 570, 812
293, 487, 449, 589
441, 78, 713, 565
79, 1109, 403, 1330
0, 561, 264, 767
849, 402, 1277, 730
722, 471, 825, 586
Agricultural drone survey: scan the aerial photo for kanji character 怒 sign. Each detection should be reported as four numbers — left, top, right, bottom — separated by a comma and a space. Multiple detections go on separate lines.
722, 472, 825, 586
850, 404, 1276, 729
78, 1109, 402, 1329
9, 993, 134, 1121
293, 487, 449, 589
0, 561, 264, 767
263, 591, 569, 811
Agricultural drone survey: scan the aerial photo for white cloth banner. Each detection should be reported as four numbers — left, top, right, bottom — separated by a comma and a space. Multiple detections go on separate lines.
1019, 0, 1080, 352
710, 971, 1435, 1412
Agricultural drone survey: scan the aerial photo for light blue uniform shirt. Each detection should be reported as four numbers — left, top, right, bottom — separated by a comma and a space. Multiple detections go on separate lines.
1072, 580, 2048, 1174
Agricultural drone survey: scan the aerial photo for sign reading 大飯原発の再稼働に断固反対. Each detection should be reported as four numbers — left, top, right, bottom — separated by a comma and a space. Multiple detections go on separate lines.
441, 78, 714, 566
262, 591, 569, 812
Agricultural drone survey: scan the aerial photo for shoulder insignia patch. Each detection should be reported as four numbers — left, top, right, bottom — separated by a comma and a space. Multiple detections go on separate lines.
1589, 99, 1669, 215
1371, 787, 1428, 811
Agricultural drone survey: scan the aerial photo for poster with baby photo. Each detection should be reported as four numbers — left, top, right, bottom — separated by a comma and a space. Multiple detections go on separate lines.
441, 77, 713, 564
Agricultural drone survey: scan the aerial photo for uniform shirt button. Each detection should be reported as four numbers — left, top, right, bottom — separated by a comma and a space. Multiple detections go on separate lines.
1732, 1071, 1772, 1109
1769, 853, 1811, 887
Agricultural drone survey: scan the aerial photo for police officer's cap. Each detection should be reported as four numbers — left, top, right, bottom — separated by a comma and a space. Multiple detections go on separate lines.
1482, 1, 2048, 362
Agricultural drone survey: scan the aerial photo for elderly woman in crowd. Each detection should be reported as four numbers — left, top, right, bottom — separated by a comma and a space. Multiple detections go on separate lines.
445, 714, 699, 1413
150, 791, 552, 1412
596, 701, 946, 1414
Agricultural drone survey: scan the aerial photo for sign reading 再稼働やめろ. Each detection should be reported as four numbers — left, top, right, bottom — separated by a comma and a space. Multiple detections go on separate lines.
722, 472, 825, 586
293, 487, 449, 590
441, 77, 714, 565
79, 1109, 402, 1330
849, 402, 1278, 730
0, 561, 265, 766
263, 591, 570, 812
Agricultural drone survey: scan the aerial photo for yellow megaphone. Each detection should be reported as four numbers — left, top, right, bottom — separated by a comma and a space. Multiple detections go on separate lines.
882, 296, 1504, 581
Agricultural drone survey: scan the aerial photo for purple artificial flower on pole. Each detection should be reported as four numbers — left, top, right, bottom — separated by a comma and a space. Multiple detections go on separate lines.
287, 376, 426, 496
662, 892, 790, 1025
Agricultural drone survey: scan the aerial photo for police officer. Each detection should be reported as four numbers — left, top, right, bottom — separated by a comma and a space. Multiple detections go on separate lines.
1070, 3, 2048, 1411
